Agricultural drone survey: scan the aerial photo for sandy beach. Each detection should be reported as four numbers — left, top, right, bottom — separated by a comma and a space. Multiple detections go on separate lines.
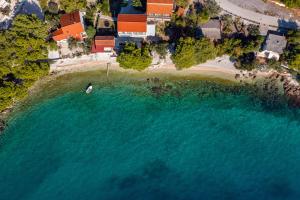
48, 55, 269, 83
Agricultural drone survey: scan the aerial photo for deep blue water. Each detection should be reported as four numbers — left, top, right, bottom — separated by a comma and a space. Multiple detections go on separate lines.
1, 72, 300, 200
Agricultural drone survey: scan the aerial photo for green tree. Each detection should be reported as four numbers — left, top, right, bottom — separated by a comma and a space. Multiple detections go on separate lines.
117, 43, 152, 70
60, 0, 87, 12
97, 0, 111, 16
221, 14, 233, 35
85, 5, 97, 25
86, 26, 96, 39
176, 0, 189, 8
247, 24, 260, 37
198, 9, 210, 24
132, 0, 142, 7
217, 38, 242, 57
172, 37, 196, 69
0, 14, 49, 111
283, 30, 300, 70
45, 11, 61, 31
153, 43, 168, 59
290, 54, 300, 70
234, 52, 258, 71
194, 38, 217, 64
204, 0, 221, 18
39, 0, 48, 11
48, 39, 58, 51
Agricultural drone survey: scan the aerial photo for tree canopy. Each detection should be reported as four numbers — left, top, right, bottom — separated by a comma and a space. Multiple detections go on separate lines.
152, 42, 168, 59
284, 30, 300, 70
97, 0, 111, 16
234, 52, 258, 71
60, 0, 87, 13
132, 0, 143, 7
172, 37, 196, 69
172, 37, 218, 69
247, 24, 260, 37
203, 0, 221, 18
176, 0, 189, 8
0, 14, 50, 111
117, 43, 152, 70
195, 38, 217, 64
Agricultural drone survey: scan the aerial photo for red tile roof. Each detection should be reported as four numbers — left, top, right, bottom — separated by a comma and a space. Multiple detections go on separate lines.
52, 11, 85, 41
94, 36, 115, 46
148, 0, 173, 3
147, 0, 174, 15
117, 14, 147, 33
60, 11, 82, 27
147, 5, 173, 15
91, 36, 115, 53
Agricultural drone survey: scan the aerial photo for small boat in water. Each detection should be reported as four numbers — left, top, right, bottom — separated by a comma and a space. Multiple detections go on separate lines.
85, 83, 93, 94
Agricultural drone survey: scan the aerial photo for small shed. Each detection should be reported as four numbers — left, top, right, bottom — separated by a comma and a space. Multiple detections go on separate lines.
263, 32, 287, 55
258, 31, 287, 60
91, 36, 115, 53
199, 19, 221, 40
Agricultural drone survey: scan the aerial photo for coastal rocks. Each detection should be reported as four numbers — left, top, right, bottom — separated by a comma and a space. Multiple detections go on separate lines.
147, 77, 180, 97
0, 108, 11, 134
145, 73, 300, 109
235, 71, 258, 83
252, 71, 300, 109
273, 72, 300, 107
0, 119, 5, 133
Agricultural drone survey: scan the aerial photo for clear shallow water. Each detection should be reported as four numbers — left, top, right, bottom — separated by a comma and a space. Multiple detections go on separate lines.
1, 72, 300, 200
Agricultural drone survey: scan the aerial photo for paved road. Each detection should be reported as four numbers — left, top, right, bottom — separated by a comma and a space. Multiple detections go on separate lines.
216, 0, 300, 30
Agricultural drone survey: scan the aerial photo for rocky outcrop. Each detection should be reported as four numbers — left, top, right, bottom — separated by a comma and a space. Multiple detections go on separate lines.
268, 72, 300, 107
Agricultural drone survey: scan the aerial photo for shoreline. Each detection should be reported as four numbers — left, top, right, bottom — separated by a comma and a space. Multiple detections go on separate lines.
0, 60, 297, 133
0, 61, 249, 125
49, 60, 267, 83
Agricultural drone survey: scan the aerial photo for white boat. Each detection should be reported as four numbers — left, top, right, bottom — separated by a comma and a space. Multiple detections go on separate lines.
85, 84, 93, 94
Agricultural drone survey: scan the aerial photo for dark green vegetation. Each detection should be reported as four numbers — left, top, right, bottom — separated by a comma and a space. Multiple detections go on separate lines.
280, 0, 300, 8
151, 42, 168, 59
97, 0, 111, 16
168, 0, 280, 71
171, 32, 264, 70
172, 0, 221, 28
175, 0, 189, 8
132, 0, 143, 7
0, 15, 50, 111
283, 30, 300, 70
117, 43, 152, 70
60, 0, 87, 13
172, 37, 217, 69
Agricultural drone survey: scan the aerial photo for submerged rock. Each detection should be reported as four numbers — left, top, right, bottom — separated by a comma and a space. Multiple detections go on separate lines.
0, 119, 6, 133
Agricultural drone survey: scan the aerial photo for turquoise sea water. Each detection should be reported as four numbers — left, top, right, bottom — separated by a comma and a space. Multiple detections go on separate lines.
1, 71, 300, 200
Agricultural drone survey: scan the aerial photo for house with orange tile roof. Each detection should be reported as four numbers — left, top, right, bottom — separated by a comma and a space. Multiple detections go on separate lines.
147, 0, 174, 21
118, 14, 153, 38
52, 11, 87, 43
91, 36, 115, 53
